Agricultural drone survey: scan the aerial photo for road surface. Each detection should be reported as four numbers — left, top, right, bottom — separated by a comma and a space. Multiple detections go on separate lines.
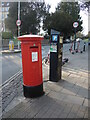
2, 43, 88, 84
2, 45, 51, 84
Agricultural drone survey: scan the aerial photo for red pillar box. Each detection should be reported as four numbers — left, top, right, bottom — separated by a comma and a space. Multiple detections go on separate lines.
18, 34, 44, 98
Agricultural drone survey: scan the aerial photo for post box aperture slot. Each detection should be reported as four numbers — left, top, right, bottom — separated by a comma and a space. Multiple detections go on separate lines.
30, 46, 38, 49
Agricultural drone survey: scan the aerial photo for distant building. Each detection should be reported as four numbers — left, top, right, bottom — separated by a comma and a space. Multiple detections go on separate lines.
1, 2, 10, 32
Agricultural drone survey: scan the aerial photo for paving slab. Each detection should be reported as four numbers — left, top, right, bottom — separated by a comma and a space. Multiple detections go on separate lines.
83, 98, 88, 107
67, 104, 80, 117
77, 88, 88, 99
46, 81, 63, 92
48, 91, 67, 101
61, 88, 77, 96
62, 94, 84, 106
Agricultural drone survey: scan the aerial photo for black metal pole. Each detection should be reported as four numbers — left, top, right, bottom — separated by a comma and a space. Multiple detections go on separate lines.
74, 28, 76, 50
18, 1, 20, 49
83, 42, 86, 52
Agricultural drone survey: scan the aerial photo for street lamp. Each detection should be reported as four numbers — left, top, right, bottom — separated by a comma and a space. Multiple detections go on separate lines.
73, 22, 79, 50
18, 1, 20, 50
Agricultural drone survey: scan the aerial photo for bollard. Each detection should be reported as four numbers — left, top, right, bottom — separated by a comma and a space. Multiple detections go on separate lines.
9, 41, 14, 51
83, 42, 86, 52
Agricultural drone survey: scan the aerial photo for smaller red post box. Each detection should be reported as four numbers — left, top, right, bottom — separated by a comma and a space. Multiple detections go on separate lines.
18, 34, 44, 98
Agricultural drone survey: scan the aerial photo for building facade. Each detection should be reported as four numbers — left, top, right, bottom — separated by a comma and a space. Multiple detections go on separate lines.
2, 2, 10, 32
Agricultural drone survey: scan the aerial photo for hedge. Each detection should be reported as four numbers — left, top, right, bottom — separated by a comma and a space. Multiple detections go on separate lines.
2, 32, 13, 39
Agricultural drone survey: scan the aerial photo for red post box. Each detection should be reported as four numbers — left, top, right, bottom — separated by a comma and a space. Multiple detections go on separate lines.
18, 34, 44, 98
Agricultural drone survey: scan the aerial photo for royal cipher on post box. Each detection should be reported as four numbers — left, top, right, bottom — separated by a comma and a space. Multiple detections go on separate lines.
18, 34, 44, 98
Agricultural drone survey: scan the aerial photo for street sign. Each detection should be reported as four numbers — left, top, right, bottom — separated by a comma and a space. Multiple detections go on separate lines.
16, 20, 21, 26
73, 22, 78, 28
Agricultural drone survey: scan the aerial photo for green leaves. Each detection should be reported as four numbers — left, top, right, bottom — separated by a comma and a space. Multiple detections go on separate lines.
2, 32, 13, 39
5, 2, 50, 36
43, 2, 83, 39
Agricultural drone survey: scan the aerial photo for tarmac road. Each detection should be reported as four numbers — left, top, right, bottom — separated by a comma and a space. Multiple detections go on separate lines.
2, 53, 22, 84
2, 45, 50, 84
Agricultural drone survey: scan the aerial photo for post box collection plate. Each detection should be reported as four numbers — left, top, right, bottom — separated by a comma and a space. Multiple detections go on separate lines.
32, 52, 38, 62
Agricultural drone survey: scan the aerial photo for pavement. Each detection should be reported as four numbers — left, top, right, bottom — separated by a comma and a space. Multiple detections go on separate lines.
1, 45, 89, 119
1, 49, 21, 54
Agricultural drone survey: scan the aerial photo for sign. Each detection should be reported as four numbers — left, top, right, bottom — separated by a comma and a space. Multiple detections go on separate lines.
73, 22, 78, 28
32, 52, 38, 62
16, 20, 21, 26
52, 35, 58, 42
50, 44, 57, 52
60, 37, 63, 43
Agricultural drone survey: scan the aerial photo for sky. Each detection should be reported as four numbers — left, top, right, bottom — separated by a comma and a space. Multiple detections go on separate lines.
44, 0, 88, 35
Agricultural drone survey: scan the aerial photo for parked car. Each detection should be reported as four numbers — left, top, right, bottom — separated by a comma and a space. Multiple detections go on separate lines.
64, 39, 71, 43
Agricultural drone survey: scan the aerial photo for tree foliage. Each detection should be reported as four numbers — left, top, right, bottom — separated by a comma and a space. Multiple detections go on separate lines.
2, 32, 13, 39
80, 1, 90, 12
43, 2, 83, 39
86, 31, 90, 38
5, 2, 50, 36
76, 31, 83, 38
5, 3, 18, 35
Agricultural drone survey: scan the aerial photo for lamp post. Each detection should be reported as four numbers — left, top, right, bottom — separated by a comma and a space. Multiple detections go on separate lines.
73, 22, 78, 50
18, 1, 20, 49
74, 28, 76, 50
1, 2, 4, 47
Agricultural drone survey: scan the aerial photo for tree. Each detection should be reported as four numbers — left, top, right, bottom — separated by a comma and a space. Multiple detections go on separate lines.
76, 31, 84, 38
80, 1, 90, 12
43, 2, 83, 39
5, 2, 50, 36
5, 3, 18, 35
43, 11, 73, 36
88, 31, 90, 38
86, 31, 90, 38
20, 2, 39, 35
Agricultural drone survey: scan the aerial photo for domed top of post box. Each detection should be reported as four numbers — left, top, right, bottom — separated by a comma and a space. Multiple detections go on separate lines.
18, 34, 44, 41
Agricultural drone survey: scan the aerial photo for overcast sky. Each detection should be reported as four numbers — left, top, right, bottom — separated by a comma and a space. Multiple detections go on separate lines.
44, 0, 88, 35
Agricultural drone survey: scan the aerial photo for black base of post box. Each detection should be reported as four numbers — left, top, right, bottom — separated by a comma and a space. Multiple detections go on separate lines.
23, 83, 44, 98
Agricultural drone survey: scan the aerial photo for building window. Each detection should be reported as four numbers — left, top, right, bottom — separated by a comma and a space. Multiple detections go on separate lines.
2, 2, 4, 6
6, 7, 9, 12
2, 7, 4, 12
2, 14, 4, 20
